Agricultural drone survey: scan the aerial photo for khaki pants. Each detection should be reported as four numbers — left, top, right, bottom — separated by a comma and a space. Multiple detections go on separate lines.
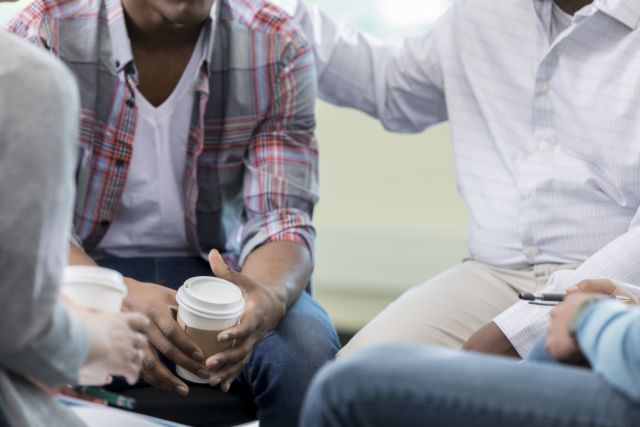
339, 260, 577, 358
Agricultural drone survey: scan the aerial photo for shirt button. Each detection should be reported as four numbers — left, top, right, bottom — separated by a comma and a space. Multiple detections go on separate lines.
522, 189, 534, 199
538, 82, 550, 94
527, 246, 539, 256
537, 141, 549, 151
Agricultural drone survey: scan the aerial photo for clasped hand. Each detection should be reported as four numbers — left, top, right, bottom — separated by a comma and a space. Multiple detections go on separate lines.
124, 250, 286, 395
545, 279, 636, 363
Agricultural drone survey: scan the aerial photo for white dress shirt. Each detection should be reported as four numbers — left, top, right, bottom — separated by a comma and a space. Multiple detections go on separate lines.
294, 0, 640, 355
97, 33, 205, 258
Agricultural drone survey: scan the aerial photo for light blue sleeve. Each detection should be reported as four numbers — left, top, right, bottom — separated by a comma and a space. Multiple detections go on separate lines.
576, 300, 640, 402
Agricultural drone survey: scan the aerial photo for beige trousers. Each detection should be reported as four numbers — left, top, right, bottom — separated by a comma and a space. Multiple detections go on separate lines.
339, 260, 577, 358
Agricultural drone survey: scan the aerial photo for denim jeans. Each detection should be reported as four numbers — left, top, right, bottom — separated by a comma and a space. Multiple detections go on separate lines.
300, 342, 640, 427
98, 256, 340, 427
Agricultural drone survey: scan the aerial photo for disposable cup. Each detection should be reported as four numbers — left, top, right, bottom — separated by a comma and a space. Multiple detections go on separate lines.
62, 265, 127, 385
62, 265, 127, 314
175, 276, 245, 383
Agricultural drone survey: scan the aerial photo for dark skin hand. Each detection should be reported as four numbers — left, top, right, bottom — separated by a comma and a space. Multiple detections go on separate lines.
462, 321, 520, 358
206, 241, 312, 392
69, 244, 207, 396
69, 240, 312, 395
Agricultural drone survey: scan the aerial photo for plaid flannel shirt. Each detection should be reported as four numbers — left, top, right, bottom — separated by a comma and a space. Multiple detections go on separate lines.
7, 0, 319, 267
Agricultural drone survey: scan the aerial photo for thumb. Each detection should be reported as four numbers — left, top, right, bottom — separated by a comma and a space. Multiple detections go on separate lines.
208, 250, 235, 281
572, 279, 616, 295
565, 286, 580, 294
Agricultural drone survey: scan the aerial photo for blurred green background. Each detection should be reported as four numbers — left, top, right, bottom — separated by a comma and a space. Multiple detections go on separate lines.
0, 0, 467, 334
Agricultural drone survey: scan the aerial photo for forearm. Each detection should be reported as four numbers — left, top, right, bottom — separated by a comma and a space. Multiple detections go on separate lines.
68, 242, 98, 266
241, 241, 312, 309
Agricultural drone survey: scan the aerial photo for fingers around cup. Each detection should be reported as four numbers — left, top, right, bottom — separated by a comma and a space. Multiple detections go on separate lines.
134, 332, 148, 349
125, 312, 151, 331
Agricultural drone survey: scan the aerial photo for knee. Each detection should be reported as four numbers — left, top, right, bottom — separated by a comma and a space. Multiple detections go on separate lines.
301, 344, 401, 426
299, 360, 350, 427
252, 294, 340, 378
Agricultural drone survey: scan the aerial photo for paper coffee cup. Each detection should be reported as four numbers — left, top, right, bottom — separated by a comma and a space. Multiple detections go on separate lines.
63, 266, 128, 385
175, 277, 245, 384
62, 266, 127, 314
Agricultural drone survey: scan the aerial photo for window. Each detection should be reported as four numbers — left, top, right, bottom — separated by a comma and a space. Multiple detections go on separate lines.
2, 0, 453, 38
307, 0, 452, 43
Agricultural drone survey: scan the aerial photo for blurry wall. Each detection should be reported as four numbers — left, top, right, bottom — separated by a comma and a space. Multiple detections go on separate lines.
0, 0, 469, 332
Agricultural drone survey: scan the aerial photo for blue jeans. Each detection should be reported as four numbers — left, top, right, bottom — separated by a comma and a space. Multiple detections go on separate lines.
300, 343, 640, 427
98, 257, 340, 427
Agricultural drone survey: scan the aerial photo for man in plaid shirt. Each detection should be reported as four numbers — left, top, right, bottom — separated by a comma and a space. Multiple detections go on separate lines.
7, 0, 340, 424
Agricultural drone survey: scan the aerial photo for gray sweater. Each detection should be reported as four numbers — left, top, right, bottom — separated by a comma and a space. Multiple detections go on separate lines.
0, 30, 89, 426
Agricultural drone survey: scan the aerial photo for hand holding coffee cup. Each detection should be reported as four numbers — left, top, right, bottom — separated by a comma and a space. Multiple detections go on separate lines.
175, 276, 245, 383
202, 250, 288, 392
75, 309, 150, 385
122, 278, 210, 396
62, 266, 149, 385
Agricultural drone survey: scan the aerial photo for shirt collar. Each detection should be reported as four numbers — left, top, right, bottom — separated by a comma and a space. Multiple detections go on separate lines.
105, 0, 134, 74
535, 0, 640, 30
593, 0, 640, 30
105, 0, 220, 76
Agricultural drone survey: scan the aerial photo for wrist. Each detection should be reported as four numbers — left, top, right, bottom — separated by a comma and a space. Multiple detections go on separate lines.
568, 299, 600, 336
260, 284, 288, 321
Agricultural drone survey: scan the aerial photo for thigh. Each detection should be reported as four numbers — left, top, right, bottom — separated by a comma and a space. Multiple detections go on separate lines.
244, 292, 340, 381
238, 293, 340, 426
303, 344, 640, 427
339, 261, 533, 357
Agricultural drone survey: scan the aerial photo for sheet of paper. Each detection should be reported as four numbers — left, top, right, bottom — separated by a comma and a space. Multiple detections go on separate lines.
57, 396, 188, 427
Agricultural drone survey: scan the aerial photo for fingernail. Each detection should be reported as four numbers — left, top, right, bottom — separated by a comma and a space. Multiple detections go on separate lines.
207, 359, 219, 369
193, 351, 205, 361
210, 377, 222, 387
219, 334, 229, 342
175, 385, 189, 396
223, 382, 231, 393
197, 369, 209, 379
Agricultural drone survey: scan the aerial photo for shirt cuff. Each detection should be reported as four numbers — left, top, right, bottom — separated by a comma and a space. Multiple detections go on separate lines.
239, 208, 315, 266
493, 268, 586, 356
493, 300, 552, 357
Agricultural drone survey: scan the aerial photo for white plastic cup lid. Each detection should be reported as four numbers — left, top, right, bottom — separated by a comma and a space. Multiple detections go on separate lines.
176, 277, 244, 320
63, 265, 127, 296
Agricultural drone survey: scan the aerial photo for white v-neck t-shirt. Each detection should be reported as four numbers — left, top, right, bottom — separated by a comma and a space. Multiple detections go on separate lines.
97, 34, 205, 258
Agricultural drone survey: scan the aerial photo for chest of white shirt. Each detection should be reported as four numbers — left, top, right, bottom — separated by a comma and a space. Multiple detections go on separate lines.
445, 4, 640, 190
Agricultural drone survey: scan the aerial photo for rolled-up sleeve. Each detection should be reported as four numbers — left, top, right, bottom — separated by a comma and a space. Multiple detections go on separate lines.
239, 32, 319, 266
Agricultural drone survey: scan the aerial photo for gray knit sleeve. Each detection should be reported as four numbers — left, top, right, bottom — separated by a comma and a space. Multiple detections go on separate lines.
0, 31, 89, 386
